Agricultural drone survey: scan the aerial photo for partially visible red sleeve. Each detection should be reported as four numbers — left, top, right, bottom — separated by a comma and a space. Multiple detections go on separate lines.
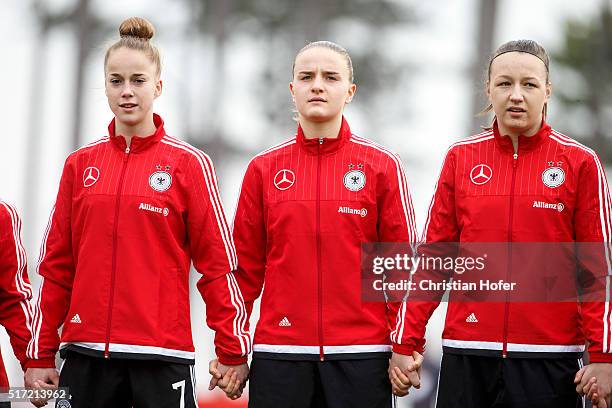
0, 202, 34, 371
26, 157, 76, 368
185, 151, 251, 365
232, 159, 266, 326
374, 153, 419, 348
574, 152, 612, 363
395, 148, 460, 355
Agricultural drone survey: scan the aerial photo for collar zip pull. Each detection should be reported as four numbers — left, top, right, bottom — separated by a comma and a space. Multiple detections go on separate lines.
319, 138, 324, 145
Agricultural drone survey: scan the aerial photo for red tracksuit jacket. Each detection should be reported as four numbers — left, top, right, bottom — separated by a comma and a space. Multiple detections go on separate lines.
233, 117, 418, 360
26, 114, 250, 368
0, 201, 33, 387
396, 121, 612, 362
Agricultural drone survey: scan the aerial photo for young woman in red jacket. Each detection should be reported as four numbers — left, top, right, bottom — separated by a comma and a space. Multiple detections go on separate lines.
232, 41, 420, 407
392, 40, 612, 407
0, 200, 34, 408
23, 17, 250, 407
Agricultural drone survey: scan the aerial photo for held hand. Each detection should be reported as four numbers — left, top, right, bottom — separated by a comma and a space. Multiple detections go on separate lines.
217, 363, 249, 399
575, 363, 612, 400
24, 368, 59, 407
388, 351, 424, 397
208, 359, 249, 399
208, 359, 226, 390
585, 381, 609, 408
577, 370, 611, 408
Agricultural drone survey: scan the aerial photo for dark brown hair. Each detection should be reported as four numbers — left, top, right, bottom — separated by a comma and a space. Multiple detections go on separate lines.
480, 39, 550, 117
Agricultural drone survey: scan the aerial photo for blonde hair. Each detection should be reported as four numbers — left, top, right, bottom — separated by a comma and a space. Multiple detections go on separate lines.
104, 17, 161, 77
293, 41, 354, 83
480, 39, 550, 119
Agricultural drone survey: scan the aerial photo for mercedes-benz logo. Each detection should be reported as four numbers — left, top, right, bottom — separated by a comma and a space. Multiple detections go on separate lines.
83, 166, 100, 188
274, 169, 295, 190
470, 164, 493, 185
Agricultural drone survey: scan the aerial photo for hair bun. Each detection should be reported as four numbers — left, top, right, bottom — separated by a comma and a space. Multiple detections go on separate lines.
119, 17, 155, 40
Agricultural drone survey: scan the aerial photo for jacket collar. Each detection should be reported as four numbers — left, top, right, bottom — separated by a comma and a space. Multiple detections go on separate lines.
296, 116, 351, 155
109, 113, 166, 153
493, 119, 551, 154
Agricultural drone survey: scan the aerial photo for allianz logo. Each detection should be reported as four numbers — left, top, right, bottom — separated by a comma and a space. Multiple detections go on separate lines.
338, 206, 367, 217
532, 200, 564, 213
139, 202, 169, 217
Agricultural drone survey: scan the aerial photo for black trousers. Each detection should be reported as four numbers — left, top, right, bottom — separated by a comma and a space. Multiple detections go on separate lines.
56, 351, 197, 408
436, 353, 584, 408
249, 357, 392, 408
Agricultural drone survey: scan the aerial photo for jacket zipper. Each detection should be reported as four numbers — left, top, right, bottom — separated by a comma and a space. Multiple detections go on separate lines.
502, 151, 518, 358
317, 138, 324, 361
105, 146, 131, 358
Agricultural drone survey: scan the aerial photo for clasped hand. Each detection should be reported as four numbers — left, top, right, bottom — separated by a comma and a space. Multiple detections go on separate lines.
208, 359, 249, 400
388, 351, 424, 397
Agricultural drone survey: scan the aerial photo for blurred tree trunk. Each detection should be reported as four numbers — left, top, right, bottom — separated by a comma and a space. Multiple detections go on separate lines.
553, 1, 612, 163
23, 1, 50, 243
592, 0, 610, 157
581, 1, 608, 157
184, 0, 235, 162
71, 0, 97, 150
179, 1, 200, 137
209, 0, 231, 146
469, 0, 498, 134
